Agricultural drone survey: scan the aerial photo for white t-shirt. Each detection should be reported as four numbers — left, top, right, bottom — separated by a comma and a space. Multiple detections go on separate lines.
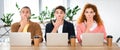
89, 21, 97, 31
58, 24, 63, 33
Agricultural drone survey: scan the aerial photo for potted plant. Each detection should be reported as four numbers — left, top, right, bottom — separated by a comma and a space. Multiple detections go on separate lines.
66, 5, 80, 21
0, 13, 14, 26
32, 6, 54, 23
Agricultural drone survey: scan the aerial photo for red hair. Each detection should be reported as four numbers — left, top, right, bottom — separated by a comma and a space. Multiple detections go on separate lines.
77, 3, 103, 26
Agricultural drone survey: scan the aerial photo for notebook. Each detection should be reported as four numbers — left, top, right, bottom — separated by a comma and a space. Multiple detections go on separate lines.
81, 33, 104, 46
9, 32, 31, 47
46, 33, 68, 46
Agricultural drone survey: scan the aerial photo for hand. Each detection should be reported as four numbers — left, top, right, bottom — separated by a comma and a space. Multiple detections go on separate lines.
85, 20, 93, 32
51, 19, 63, 33
52, 19, 63, 29
18, 17, 29, 32
20, 17, 28, 28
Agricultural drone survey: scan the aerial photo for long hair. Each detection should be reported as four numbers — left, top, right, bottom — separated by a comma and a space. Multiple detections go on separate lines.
77, 3, 103, 26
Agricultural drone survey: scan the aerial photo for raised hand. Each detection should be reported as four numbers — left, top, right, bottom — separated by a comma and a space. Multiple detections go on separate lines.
51, 19, 63, 33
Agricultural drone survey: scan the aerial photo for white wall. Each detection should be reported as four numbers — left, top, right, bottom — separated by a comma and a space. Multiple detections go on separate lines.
41, 0, 67, 11
70, 0, 120, 42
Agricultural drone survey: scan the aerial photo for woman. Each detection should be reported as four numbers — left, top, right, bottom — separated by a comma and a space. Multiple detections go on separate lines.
76, 3, 106, 43
11, 6, 43, 44
45, 6, 75, 42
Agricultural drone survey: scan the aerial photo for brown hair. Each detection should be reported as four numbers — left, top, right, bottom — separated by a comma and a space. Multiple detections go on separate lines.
77, 3, 103, 26
20, 6, 31, 14
54, 6, 66, 13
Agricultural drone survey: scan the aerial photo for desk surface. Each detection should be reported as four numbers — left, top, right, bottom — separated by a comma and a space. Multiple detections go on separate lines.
0, 43, 120, 50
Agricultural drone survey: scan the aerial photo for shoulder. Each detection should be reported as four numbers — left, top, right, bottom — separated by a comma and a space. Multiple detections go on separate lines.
11, 22, 20, 26
76, 22, 85, 28
46, 21, 53, 26
64, 20, 73, 25
11, 22, 20, 29
98, 24, 105, 29
30, 21, 40, 26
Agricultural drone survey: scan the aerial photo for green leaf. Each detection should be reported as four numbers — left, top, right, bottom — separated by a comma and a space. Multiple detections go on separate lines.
16, 2, 20, 10
45, 17, 50, 19
1, 18, 5, 22
31, 14, 35, 16
67, 9, 72, 17
3, 14, 5, 18
38, 16, 42, 20
32, 17, 37, 19
66, 5, 80, 21
9, 13, 14, 19
50, 11, 54, 18
1, 13, 14, 25
74, 5, 79, 10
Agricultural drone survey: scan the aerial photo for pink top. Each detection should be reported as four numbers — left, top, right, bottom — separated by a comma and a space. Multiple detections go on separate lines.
76, 23, 107, 43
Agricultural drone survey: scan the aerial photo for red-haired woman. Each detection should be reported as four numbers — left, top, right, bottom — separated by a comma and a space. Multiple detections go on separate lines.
76, 3, 106, 43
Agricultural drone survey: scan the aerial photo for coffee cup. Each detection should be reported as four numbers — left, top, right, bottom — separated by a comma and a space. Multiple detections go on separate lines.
34, 35, 40, 47
70, 36, 76, 47
107, 35, 113, 47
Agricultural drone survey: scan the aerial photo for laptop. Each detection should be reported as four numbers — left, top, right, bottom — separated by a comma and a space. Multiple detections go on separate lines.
81, 33, 104, 47
46, 33, 68, 46
9, 32, 31, 47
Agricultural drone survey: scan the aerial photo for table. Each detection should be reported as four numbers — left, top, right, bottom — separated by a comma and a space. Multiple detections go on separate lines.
0, 42, 120, 50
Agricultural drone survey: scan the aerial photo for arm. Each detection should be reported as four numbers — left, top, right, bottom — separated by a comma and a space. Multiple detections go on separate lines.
11, 23, 20, 32
51, 26, 59, 33
68, 23, 75, 39
34, 23, 43, 42
18, 26, 24, 32
45, 23, 53, 41
51, 20, 63, 33
76, 24, 83, 43
18, 20, 28, 32
100, 25, 107, 40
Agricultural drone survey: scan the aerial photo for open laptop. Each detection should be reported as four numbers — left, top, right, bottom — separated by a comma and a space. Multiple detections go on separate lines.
81, 33, 104, 47
9, 32, 31, 47
46, 33, 68, 47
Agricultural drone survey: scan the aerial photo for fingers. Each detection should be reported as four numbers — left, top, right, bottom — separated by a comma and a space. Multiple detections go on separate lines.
84, 20, 87, 24
52, 20, 60, 28
52, 20, 55, 25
